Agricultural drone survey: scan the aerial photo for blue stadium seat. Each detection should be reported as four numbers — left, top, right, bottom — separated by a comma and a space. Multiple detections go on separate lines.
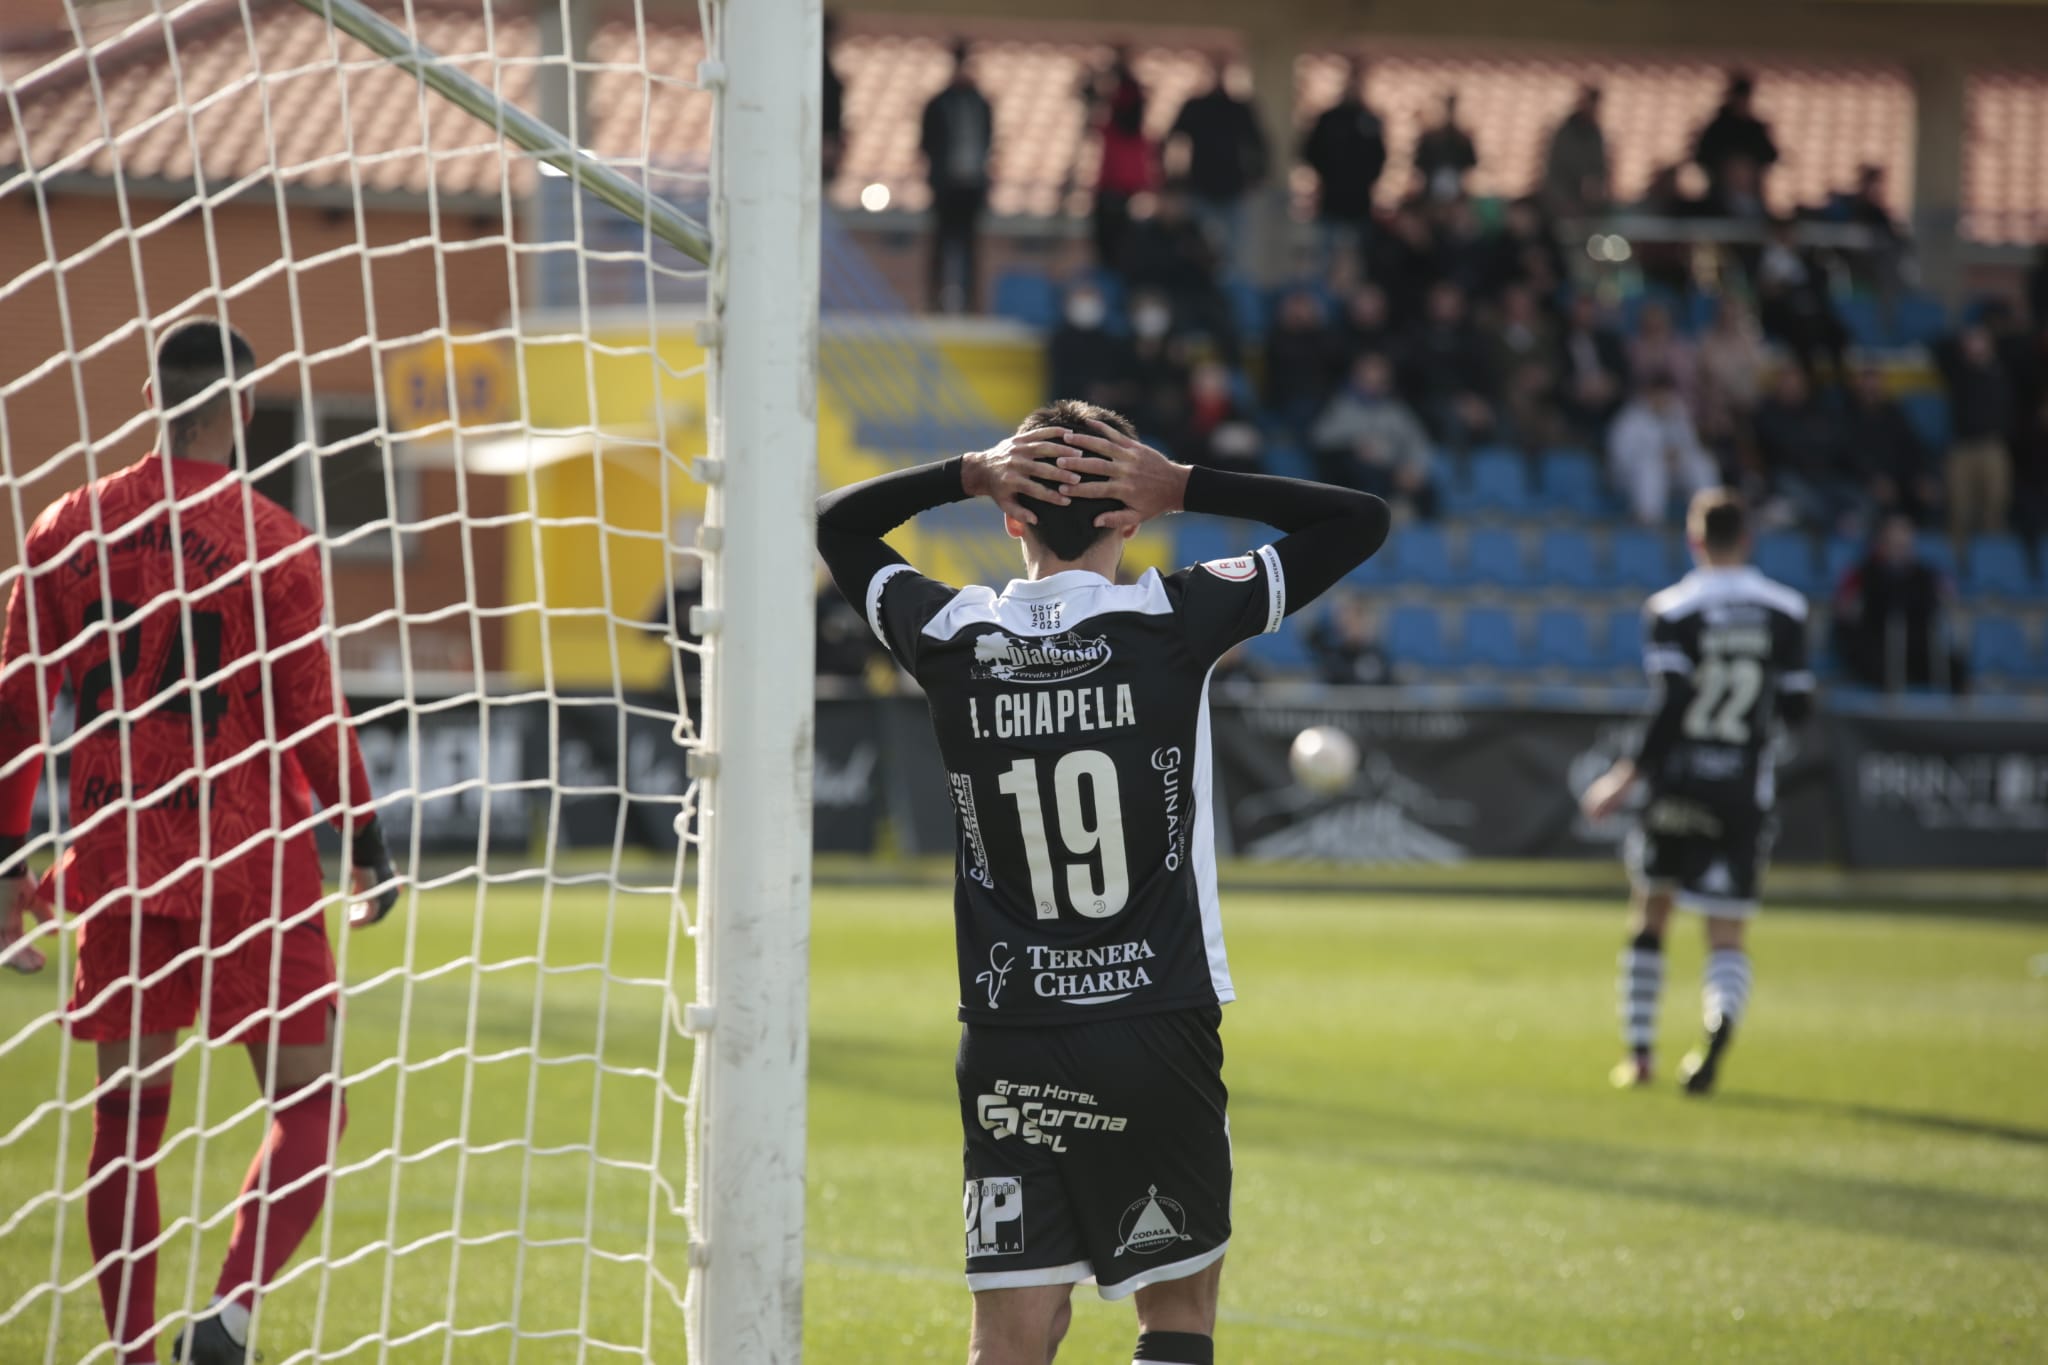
1533, 608, 1597, 670
1391, 524, 1457, 586
1226, 277, 1267, 339
1753, 533, 1818, 595
1914, 533, 1958, 581
1262, 443, 1315, 481
1537, 527, 1601, 589
1971, 616, 2044, 679
1610, 528, 1672, 590
1245, 619, 1311, 671
1174, 515, 1238, 568
1603, 608, 1644, 671
1891, 291, 1950, 346
1899, 392, 1951, 453
1459, 607, 1525, 669
1386, 605, 1448, 669
1465, 449, 1532, 514
1834, 295, 1886, 349
1966, 536, 2036, 597
1537, 449, 1603, 517
992, 270, 1059, 330
1465, 528, 1526, 587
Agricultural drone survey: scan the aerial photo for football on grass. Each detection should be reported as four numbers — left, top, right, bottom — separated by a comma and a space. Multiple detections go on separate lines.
1288, 725, 1359, 795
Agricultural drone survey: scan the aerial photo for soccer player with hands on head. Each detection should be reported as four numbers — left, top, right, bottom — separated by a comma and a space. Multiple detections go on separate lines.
817, 401, 1390, 1365
0, 318, 398, 1365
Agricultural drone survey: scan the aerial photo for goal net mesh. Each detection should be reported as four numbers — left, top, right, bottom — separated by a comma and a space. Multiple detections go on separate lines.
0, 0, 768, 1359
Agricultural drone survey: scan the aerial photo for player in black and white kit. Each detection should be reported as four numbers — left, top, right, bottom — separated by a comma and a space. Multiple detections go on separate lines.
816, 400, 1389, 1365
1581, 490, 1814, 1097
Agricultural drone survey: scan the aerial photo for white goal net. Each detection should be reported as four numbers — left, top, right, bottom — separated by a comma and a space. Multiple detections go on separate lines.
0, 1, 815, 1361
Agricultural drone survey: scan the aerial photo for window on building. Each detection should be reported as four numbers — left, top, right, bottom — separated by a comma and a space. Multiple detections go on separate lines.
239, 396, 414, 556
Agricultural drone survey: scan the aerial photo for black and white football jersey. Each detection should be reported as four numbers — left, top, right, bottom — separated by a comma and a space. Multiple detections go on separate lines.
1641, 566, 1813, 811
864, 549, 1287, 1025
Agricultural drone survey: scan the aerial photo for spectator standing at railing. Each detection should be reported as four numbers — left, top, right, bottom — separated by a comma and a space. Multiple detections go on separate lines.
1083, 49, 1156, 271
1121, 185, 1238, 363
919, 40, 993, 314
1047, 282, 1139, 414
1693, 71, 1778, 215
1481, 197, 1566, 305
1695, 298, 1769, 458
1165, 53, 1269, 275
1556, 292, 1630, 444
1413, 91, 1479, 203
1542, 84, 1610, 219
1308, 590, 1394, 686
1934, 324, 2016, 547
1756, 217, 1847, 385
1831, 515, 1968, 694
1844, 365, 1940, 528
1753, 367, 1862, 534
1336, 281, 1396, 365
2011, 391, 2048, 560
1822, 164, 1910, 294
1311, 352, 1440, 520
1265, 289, 1345, 443
1368, 203, 1443, 328
1302, 58, 1389, 275
1607, 373, 1720, 526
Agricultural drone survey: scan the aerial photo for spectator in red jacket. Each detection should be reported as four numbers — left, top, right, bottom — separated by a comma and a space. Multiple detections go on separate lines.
1084, 49, 1156, 269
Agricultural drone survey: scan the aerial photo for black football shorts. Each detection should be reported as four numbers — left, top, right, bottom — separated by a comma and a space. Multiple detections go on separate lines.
1626, 794, 1772, 918
956, 1006, 1231, 1299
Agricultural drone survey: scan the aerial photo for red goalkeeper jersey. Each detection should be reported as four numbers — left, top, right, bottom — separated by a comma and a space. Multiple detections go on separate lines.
0, 453, 374, 922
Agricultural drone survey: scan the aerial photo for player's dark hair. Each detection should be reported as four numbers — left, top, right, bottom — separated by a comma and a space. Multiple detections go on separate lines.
154, 316, 255, 454
1013, 399, 1133, 563
1689, 488, 1747, 553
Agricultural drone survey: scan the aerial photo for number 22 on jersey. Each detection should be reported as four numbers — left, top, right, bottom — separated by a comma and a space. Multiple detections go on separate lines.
996, 750, 1130, 920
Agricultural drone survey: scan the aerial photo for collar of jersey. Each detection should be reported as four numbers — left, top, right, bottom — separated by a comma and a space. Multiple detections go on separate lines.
1003, 569, 1115, 598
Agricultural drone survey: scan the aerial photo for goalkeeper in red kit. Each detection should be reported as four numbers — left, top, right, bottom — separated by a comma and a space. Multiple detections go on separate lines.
0, 319, 400, 1365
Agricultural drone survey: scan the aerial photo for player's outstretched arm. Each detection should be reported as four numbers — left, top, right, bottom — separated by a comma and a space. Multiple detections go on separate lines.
1059, 421, 1391, 612
813, 429, 1078, 611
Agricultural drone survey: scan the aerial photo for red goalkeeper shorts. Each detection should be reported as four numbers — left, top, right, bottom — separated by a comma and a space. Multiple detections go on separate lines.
68, 905, 337, 1046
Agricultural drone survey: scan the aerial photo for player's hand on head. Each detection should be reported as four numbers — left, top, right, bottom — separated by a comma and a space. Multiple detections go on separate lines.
1055, 419, 1190, 530
0, 872, 54, 975
962, 427, 1081, 526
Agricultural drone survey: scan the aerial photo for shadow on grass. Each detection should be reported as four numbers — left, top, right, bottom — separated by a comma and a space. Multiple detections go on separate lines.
1232, 1087, 2048, 1259
1719, 1091, 2048, 1149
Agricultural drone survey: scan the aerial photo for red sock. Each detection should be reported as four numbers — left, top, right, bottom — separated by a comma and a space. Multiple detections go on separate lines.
215, 1083, 347, 1311
88, 1083, 172, 1365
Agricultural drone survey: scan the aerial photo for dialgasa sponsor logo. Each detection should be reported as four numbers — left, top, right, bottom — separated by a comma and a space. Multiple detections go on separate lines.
971, 630, 1113, 684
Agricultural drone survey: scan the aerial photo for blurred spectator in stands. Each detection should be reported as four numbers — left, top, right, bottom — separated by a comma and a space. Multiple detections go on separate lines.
1265, 289, 1344, 442
1122, 184, 1237, 361
1302, 58, 1388, 276
1542, 84, 1610, 219
1628, 300, 1699, 414
2011, 392, 2048, 559
1489, 284, 1563, 451
1696, 297, 1769, 455
1181, 361, 1265, 472
1337, 281, 1396, 365
1824, 163, 1909, 294
1413, 90, 1478, 203
1934, 323, 2015, 547
1047, 281, 1138, 412
1757, 217, 1847, 385
1753, 367, 1862, 533
1832, 515, 1968, 694
1556, 292, 1629, 443
816, 573, 878, 682
2028, 244, 2048, 333
1631, 163, 1705, 297
1083, 48, 1156, 271
1693, 71, 1778, 214
1312, 352, 1438, 520
1210, 641, 1268, 697
919, 41, 993, 313
1608, 372, 1719, 526
1399, 280, 1496, 450
1368, 203, 1442, 328
1844, 365, 1940, 528
1308, 590, 1393, 686
1481, 197, 1565, 304
1166, 54, 1268, 275
821, 11, 846, 183
1125, 288, 1192, 440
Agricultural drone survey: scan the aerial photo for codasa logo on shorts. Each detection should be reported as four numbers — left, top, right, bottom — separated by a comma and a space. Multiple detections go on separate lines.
971, 630, 1113, 684
1113, 1185, 1192, 1257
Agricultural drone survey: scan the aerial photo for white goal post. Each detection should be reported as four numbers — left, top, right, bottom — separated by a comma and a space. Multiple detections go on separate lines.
0, 0, 816, 1359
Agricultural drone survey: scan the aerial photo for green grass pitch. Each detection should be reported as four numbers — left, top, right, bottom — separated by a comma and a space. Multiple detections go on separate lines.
2, 883, 2043, 1363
